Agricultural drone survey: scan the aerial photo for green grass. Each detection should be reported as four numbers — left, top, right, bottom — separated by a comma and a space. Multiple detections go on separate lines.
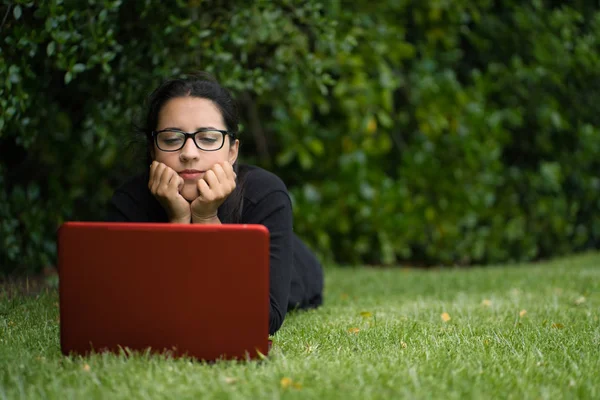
1, 253, 599, 399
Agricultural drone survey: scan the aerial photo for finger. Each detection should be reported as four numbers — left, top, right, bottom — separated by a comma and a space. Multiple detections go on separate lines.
204, 169, 219, 189
197, 178, 214, 201
165, 169, 183, 192
148, 161, 158, 190
207, 168, 226, 197
212, 163, 228, 185
223, 161, 236, 182
219, 162, 235, 193
161, 166, 178, 186
150, 163, 162, 194
151, 163, 167, 194
221, 162, 237, 193
163, 169, 179, 196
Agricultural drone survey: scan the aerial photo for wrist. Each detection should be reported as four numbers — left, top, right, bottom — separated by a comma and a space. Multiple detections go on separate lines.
170, 216, 191, 224
191, 214, 221, 224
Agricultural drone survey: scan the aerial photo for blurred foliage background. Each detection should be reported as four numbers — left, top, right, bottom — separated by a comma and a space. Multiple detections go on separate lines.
1, 0, 600, 275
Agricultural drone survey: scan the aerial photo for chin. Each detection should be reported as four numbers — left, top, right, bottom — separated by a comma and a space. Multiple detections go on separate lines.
181, 184, 199, 202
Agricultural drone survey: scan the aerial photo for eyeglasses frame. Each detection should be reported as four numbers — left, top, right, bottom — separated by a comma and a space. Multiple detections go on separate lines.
151, 128, 235, 152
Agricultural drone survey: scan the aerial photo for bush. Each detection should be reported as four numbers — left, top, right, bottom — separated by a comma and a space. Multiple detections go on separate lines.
1, 0, 599, 274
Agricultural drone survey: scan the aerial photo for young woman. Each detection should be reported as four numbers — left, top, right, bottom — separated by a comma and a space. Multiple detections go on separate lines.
105, 73, 324, 335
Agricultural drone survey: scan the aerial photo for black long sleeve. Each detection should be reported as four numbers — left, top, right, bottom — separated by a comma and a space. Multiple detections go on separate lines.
104, 164, 321, 335
240, 190, 293, 334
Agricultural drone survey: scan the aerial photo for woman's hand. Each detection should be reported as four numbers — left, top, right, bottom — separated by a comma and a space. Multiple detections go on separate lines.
191, 161, 237, 223
148, 161, 191, 223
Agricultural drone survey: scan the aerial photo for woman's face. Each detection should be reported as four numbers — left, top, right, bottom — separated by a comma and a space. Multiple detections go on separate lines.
152, 96, 239, 202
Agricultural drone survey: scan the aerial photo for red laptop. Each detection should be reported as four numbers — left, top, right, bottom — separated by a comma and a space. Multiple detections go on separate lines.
57, 222, 270, 361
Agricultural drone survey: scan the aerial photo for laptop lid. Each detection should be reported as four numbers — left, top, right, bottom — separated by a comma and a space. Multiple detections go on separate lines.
58, 222, 270, 361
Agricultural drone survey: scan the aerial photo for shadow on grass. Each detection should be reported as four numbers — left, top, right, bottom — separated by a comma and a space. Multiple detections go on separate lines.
0, 267, 59, 298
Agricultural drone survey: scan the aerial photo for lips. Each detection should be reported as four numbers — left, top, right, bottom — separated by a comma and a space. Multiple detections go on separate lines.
178, 169, 205, 180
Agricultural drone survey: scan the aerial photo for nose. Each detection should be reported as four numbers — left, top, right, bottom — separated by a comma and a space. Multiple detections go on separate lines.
179, 137, 200, 162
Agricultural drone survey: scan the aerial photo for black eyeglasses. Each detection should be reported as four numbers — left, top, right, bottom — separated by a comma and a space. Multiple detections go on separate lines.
152, 128, 234, 152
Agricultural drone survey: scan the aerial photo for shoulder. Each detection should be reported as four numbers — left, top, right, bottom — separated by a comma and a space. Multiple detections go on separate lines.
239, 164, 290, 205
112, 171, 150, 201
108, 170, 166, 222
110, 170, 159, 213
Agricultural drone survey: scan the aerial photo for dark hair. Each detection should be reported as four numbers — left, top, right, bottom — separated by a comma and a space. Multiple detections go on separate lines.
136, 72, 245, 223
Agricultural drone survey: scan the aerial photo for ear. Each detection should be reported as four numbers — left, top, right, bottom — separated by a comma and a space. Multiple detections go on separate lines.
228, 139, 239, 165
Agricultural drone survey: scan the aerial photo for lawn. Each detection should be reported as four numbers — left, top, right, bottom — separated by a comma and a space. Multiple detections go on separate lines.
1, 252, 599, 399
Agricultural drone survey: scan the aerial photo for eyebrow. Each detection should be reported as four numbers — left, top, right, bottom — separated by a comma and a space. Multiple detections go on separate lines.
161, 126, 222, 132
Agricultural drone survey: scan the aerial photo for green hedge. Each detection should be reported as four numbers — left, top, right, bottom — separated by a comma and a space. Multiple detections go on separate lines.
2, 0, 599, 274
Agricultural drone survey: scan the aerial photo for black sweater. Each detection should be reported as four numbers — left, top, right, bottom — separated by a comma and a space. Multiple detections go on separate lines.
105, 164, 323, 335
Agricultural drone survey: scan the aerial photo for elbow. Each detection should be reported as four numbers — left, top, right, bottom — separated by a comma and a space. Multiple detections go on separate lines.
269, 302, 287, 335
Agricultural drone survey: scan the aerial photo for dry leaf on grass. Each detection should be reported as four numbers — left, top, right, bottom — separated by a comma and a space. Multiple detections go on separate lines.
441, 312, 451, 322
574, 296, 586, 305
280, 378, 292, 389
347, 327, 360, 334
401, 341, 407, 349
280, 377, 302, 390
224, 377, 238, 384
519, 309, 527, 317
82, 364, 90, 372
481, 299, 492, 307
551, 323, 564, 329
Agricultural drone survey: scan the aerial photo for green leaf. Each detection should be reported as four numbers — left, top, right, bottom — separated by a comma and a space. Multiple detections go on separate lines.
377, 111, 393, 129
298, 149, 313, 170
307, 139, 324, 156
72, 63, 86, 73
276, 149, 296, 166
27, 184, 40, 201
47, 42, 56, 56
13, 5, 22, 20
